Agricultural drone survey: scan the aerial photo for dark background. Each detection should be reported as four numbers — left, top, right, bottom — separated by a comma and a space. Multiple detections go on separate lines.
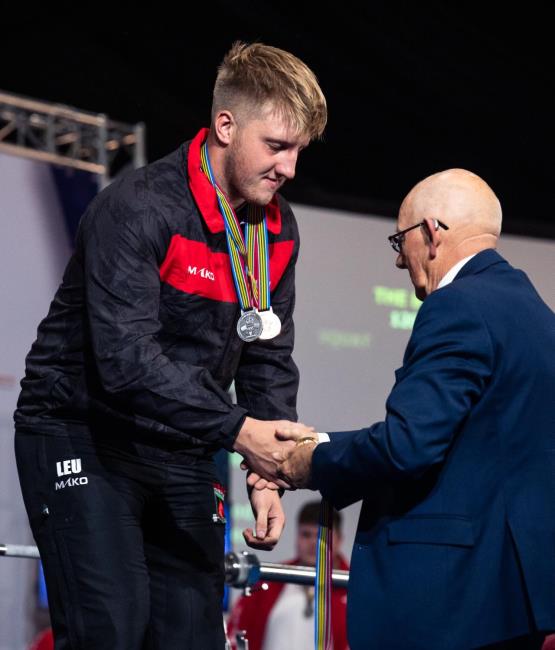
2, 3, 554, 238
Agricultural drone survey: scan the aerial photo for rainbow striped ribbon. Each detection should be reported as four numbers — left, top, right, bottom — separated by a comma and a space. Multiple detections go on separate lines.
315, 499, 334, 650
245, 214, 271, 310
200, 142, 270, 311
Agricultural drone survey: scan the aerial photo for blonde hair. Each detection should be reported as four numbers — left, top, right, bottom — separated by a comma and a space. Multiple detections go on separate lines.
212, 41, 327, 141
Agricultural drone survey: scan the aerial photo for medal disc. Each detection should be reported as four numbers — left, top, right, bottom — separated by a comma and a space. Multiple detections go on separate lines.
258, 308, 282, 340
237, 310, 263, 342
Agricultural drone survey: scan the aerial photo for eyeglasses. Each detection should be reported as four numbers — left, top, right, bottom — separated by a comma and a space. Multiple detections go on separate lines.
388, 219, 449, 253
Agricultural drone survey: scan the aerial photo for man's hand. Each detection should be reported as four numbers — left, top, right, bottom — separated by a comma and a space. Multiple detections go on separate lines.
243, 488, 285, 551
276, 438, 317, 489
233, 417, 315, 486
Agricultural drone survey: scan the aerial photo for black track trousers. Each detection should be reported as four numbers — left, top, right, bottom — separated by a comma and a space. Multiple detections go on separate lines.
15, 432, 226, 650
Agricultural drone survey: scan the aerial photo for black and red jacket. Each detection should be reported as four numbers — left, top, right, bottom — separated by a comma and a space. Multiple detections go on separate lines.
14, 129, 300, 457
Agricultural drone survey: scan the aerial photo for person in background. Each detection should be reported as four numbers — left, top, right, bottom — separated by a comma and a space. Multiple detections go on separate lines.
227, 500, 349, 650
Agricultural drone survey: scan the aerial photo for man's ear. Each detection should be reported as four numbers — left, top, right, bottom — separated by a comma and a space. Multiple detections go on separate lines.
423, 217, 442, 259
212, 110, 236, 146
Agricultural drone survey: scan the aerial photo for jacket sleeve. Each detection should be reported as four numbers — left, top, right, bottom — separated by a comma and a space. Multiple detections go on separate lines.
233, 205, 300, 421
311, 287, 494, 505
81, 178, 247, 450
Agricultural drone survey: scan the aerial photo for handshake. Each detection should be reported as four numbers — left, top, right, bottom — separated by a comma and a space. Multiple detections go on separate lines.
233, 416, 319, 490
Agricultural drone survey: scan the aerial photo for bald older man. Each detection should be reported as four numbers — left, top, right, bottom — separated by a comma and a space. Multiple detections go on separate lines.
277, 169, 555, 649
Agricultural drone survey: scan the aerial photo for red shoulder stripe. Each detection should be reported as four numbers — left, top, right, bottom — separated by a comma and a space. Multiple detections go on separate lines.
160, 235, 294, 303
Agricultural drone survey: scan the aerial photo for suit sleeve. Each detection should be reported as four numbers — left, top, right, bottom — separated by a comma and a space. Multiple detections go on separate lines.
82, 180, 247, 450
233, 205, 300, 421
311, 287, 494, 505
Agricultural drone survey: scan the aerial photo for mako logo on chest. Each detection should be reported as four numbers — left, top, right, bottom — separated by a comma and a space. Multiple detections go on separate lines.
187, 265, 215, 281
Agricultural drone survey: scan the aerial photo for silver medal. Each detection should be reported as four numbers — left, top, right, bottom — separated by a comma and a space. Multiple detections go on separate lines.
237, 310, 263, 342
258, 308, 282, 340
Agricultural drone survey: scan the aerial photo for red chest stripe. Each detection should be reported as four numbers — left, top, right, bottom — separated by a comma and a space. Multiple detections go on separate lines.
160, 235, 294, 303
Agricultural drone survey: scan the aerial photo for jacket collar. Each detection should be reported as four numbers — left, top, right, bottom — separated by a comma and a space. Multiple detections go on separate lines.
185, 128, 282, 235
453, 248, 506, 282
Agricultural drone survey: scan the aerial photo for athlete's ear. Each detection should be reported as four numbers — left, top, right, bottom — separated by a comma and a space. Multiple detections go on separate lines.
212, 110, 237, 146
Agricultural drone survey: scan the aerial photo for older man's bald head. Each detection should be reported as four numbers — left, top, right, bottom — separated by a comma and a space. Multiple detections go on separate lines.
401, 169, 502, 240
395, 169, 503, 300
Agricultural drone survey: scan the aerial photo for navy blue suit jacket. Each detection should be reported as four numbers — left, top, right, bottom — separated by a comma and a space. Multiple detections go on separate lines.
312, 250, 555, 649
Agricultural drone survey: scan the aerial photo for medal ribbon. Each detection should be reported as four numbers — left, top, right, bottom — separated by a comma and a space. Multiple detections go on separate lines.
200, 142, 271, 312
315, 499, 333, 650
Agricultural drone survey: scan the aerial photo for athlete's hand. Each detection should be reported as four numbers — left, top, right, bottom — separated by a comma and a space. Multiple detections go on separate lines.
243, 487, 285, 551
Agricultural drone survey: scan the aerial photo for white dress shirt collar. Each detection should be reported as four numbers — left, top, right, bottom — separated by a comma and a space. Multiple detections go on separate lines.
437, 254, 477, 290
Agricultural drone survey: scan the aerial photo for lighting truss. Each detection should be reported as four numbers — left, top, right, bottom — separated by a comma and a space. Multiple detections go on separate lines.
0, 89, 146, 187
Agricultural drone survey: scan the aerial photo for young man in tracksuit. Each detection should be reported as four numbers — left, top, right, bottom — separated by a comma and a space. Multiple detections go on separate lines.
14, 41, 327, 649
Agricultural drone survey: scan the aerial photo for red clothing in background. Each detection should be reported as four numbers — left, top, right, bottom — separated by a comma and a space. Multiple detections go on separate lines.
227, 557, 350, 650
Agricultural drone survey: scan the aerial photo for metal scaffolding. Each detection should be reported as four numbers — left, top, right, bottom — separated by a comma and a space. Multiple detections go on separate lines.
0, 89, 146, 188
